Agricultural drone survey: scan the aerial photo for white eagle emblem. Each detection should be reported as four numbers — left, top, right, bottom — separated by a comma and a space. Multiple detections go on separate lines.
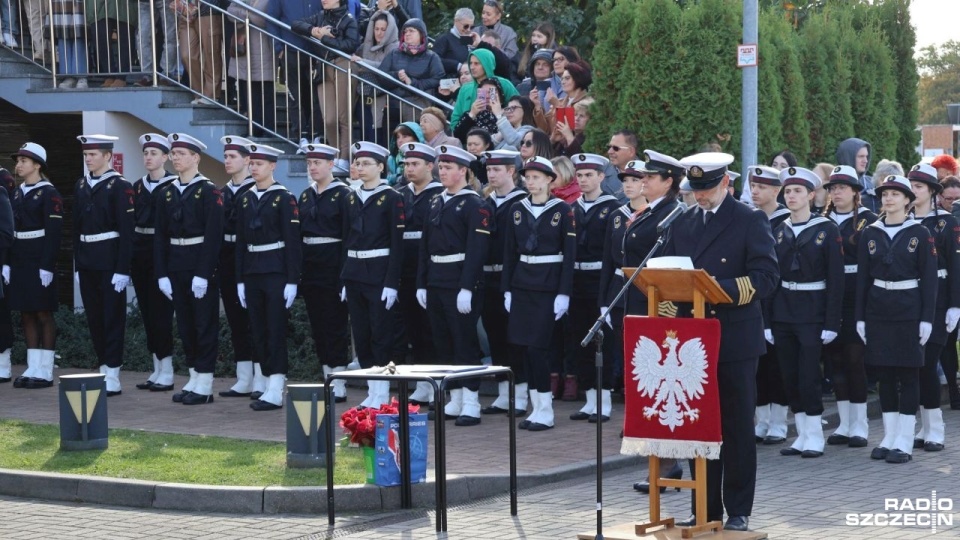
630, 330, 708, 431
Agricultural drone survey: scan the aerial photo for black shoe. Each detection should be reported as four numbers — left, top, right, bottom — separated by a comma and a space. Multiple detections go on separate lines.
569, 411, 590, 420
13, 375, 29, 388
250, 391, 263, 400
870, 446, 890, 460
482, 405, 510, 415
951, 400, 960, 411
527, 422, 554, 431
675, 515, 698, 527
0, 376, 9, 383
755, 435, 764, 443
250, 399, 282, 411
149, 384, 174, 392
23, 378, 53, 389
780, 447, 802, 456
182, 391, 214, 405
924, 441, 944, 452
801, 450, 823, 458
885, 449, 912, 463
634, 462, 682, 493
848, 436, 868, 448
172, 390, 187, 403
763, 435, 786, 445
334, 395, 347, 403
106, 390, 122, 397
913, 438, 925, 449
519, 419, 531, 430
408, 398, 431, 406
588, 413, 610, 423
218, 389, 252, 397
136, 381, 155, 390
724, 516, 749, 531
454, 415, 481, 427
827, 434, 850, 445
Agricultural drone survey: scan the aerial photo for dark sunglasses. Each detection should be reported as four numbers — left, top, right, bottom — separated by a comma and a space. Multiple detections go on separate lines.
521, 140, 534, 147
608, 145, 633, 152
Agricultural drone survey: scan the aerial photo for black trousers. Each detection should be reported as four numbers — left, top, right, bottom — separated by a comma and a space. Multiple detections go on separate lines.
345, 280, 394, 369
427, 287, 482, 391
524, 346, 552, 393
773, 322, 824, 416
565, 296, 613, 389
131, 253, 174, 358
302, 281, 349, 367
755, 345, 788, 407
0, 295, 13, 351
170, 270, 219, 373
689, 357, 758, 519
284, 52, 318, 140
823, 340, 868, 403
219, 248, 253, 363
482, 285, 525, 383
878, 366, 919, 415
940, 329, 959, 398
89, 18, 135, 74
245, 273, 288, 376
596, 307, 621, 391
920, 342, 945, 409
397, 278, 434, 364
79, 269, 127, 368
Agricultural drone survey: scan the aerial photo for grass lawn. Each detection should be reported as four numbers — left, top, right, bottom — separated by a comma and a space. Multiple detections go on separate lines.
0, 419, 366, 486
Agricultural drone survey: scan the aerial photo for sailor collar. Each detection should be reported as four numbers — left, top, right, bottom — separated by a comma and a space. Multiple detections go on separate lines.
577, 193, 618, 210
355, 182, 391, 196
785, 215, 829, 236
769, 206, 790, 222
20, 180, 52, 194
407, 181, 442, 195
520, 196, 563, 215
492, 188, 526, 207
312, 180, 345, 195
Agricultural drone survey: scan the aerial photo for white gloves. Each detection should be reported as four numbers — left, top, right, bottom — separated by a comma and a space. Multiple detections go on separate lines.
416, 288, 427, 309
1, 265, 8, 285
920, 321, 932, 346
158, 277, 173, 300
504, 291, 512, 312
947, 307, 960, 332
74, 271, 79, 284
284, 283, 297, 309
821, 330, 837, 345
764, 329, 774, 345
381, 287, 398, 310
237, 283, 246, 308
600, 306, 612, 329
340, 286, 347, 302
856, 321, 866, 344
553, 294, 570, 320
457, 289, 472, 314
191, 276, 208, 299
111, 273, 130, 293
39, 269, 53, 287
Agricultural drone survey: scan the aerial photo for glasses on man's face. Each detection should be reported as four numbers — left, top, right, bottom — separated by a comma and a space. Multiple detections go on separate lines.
521, 140, 534, 148
503, 106, 519, 113
354, 160, 379, 168
553, 57, 565, 63
608, 145, 633, 152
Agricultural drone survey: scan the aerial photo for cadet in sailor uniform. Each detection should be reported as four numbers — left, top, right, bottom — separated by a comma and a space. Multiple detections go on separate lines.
749, 166, 791, 444
907, 163, 959, 453
7, 143, 60, 389
415, 145, 490, 426
503, 156, 576, 432
768, 167, 843, 459
566, 153, 620, 423
131, 134, 177, 393
342, 141, 405, 408
0, 164, 14, 384
398, 143, 443, 407
479, 150, 528, 416
74, 134, 134, 396
216, 136, 260, 399
822, 165, 877, 448
236, 143, 301, 411
155, 133, 223, 406
856, 175, 937, 464
663, 153, 779, 532
299, 143, 352, 403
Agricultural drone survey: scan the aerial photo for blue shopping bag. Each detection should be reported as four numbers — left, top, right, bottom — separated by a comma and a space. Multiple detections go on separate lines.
373, 413, 428, 487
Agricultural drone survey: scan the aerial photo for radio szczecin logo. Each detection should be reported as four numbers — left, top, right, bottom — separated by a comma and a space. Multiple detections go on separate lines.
846, 491, 953, 534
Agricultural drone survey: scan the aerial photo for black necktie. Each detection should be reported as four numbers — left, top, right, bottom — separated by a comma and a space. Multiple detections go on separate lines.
704, 210, 713, 226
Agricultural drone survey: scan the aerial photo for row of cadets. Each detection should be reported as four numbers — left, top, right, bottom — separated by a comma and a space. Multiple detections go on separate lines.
767, 167, 844, 459
155, 133, 223, 405
298, 142, 352, 404
748, 165, 791, 444
74, 134, 134, 396
235, 142, 301, 411
400, 143, 443, 407
907, 163, 959, 453
479, 150, 528, 416
502, 156, 576, 432
855, 175, 936, 464
217, 137, 259, 399
131, 134, 177, 392
566, 153, 619, 423
7, 143, 57, 388
822, 166, 877, 448
342, 142, 405, 409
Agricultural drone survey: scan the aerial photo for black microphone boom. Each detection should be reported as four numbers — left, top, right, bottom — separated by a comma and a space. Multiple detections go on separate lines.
656, 204, 685, 234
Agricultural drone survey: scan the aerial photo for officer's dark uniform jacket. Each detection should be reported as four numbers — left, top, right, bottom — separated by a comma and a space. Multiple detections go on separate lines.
917, 209, 960, 344
341, 183, 405, 289
572, 194, 619, 300
132, 172, 177, 259
502, 196, 576, 295
416, 188, 491, 291
235, 183, 302, 283
220, 178, 256, 270
401, 181, 443, 284
11, 180, 62, 274
483, 188, 526, 287
154, 175, 223, 280
299, 180, 351, 288
74, 170, 134, 273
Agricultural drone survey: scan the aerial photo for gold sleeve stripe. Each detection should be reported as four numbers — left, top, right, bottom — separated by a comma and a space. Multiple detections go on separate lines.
736, 276, 756, 305
657, 301, 678, 317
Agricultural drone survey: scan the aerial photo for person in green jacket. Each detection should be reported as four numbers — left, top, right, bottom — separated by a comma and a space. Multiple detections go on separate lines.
450, 48, 517, 131
84, 0, 139, 87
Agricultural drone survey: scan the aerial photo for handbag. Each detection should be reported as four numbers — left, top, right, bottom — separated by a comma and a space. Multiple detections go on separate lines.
228, 26, 247, 58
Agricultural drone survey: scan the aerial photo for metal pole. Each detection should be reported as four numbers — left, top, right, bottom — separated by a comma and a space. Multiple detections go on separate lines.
741, 0, 759, 177
149, 0, 157, 85
47, 0, 55, 85
593, 330, 604, 540
244, 15, 253, 135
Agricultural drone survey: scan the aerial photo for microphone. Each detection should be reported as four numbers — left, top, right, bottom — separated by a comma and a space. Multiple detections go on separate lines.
657, 204, 685, 233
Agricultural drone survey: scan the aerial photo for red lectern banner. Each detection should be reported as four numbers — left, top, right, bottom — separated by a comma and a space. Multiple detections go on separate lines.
621, 316, 722, 459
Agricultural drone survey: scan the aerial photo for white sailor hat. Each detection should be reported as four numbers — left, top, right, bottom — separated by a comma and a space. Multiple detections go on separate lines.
518, 156, 556, 178
140, 133, 170, 153
727, 171, 740, 182
823, 165, 861, 191
437, 145, 475, 167
300, 142, 338, 160
779, 166, 820, 191
221, 136, 254, 155
875, 175, 915, 201
484, 149, 520, 167
403, 142, 437, 163
907, 162, 941, 193
77, 134, 119, 150
640, 149, 683, 178
748, 165, 781, 187
618, 159, 646, 180
680, 152, 735, 190
10, 142, 47, 169
679, 178, 692, 192
167, 133, 207, 154
244, 143, 284, 163
352, 141, 390, 163
573, 153, 608, 172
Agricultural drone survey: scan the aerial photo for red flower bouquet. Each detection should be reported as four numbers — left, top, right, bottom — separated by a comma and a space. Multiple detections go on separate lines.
340, 399, 420, 448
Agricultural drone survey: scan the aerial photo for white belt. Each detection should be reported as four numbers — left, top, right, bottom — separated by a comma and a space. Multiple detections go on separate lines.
520, 254, 563, 264
303, 236, 341, 245
224, 234, 236, 243
14, 230, 44, 239
483, 264, 503, 272
403, 231, 422, 240
431, 253, 466, 263
781, 280, 827, 291
575, 261, 602, 271
80, 231, 120, 243
615, 268, 625, 277
134, 227, 155, 235
170, 236, 204, 246
844, 264, 858, 274
938, 269, 948, 279
348, 248, 390, 259
873, 279, 919, 291
248, 241, 285, 253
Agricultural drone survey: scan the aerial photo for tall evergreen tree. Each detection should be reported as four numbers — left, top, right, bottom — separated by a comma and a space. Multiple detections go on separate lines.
763, 7, 809, 164
875, 0, 919, 165
843, 19, 898, 164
